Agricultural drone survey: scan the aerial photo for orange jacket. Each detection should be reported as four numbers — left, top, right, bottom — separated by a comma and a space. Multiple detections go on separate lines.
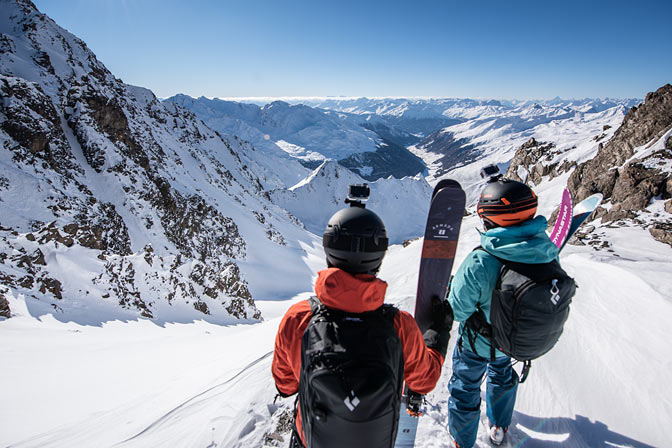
272, 268, 445, 444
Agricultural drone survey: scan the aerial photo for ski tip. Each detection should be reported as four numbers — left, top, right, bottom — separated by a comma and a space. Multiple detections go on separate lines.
435, 179, 462, 189
591, 192, 604, 202
432, 179, 463, 200
574, 193, 604, 214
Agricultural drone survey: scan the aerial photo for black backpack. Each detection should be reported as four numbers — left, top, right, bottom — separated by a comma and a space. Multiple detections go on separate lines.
465, 247, 576, 380
299, 296, 404, 448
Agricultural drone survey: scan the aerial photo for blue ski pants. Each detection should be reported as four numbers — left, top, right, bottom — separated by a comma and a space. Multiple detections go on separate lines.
448, 343, 519, 448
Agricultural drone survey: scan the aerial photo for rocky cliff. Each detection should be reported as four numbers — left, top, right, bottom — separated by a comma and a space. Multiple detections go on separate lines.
506, 84, 672, 247
0, 0, 306, 321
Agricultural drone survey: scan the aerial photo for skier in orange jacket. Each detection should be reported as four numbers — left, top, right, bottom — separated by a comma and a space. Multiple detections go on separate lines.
272, 202, 452, 448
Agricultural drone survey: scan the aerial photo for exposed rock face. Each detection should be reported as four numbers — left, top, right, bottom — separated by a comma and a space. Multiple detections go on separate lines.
505, 137, 577, 185
505, 84, 672, 247
567, 84, 672, 246
1, 75, 78, 175
157, 191, 246, 262
569, 84, 672, 204
0, 0, 295, 321
606, 154, 670, 221
67, 91, 148, 172
0, 286, 10, 318
650, 223, 672, 246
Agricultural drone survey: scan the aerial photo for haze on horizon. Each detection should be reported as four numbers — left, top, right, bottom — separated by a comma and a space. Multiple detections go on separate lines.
33, 0, 672, 101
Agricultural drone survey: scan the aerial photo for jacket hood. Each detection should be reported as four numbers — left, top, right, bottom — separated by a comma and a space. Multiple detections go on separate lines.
481, 216, 559, 263
314, 268, 387, 313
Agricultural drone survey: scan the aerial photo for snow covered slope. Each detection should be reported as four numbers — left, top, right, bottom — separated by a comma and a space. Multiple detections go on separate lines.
270, 160, 433, 244
412, 100, 637, 184
165, 95, 427, 181
0, 0, 318, 323
3, 211, 670, 447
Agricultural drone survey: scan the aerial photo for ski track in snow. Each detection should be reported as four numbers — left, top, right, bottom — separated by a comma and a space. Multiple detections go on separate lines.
117, 351, 274, 446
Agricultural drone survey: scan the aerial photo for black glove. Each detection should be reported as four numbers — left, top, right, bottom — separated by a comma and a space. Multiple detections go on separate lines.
405, 388, 424, 417
423, 295, 454, 358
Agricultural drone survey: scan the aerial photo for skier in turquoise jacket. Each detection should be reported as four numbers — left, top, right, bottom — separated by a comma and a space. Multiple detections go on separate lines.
447, 178, 559, 448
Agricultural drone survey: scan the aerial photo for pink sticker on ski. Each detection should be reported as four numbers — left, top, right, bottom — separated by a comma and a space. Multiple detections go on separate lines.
550, 188, 573, 248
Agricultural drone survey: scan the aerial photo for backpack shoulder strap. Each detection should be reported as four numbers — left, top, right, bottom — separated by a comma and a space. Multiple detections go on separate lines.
464, 305, 496, 361
379, 303, 399, 325
309, 296, 397, 323
468, 247, 499, 361
474, 246, 563, 281
308, 295, 323, 315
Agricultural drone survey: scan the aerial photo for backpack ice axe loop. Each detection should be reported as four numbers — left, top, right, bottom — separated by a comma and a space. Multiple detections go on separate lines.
519, 360, 532, 383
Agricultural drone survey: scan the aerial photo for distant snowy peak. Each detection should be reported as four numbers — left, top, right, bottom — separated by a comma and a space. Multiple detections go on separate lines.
307, 97, 639, 119
165, 95, 427, 181
310, 98, 478, 119
411, 99, 636, 182
272, 160, 433, 244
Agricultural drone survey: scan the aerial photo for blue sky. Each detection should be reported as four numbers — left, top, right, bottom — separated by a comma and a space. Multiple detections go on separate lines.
33, 0, 671, 100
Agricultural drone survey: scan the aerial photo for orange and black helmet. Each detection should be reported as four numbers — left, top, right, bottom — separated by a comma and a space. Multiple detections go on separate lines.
477, 179, 537, 228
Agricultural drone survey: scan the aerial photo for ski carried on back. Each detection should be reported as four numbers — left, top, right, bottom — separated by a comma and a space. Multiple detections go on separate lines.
394, 179, 466, 448
558, 193, 603, 251
548, 187, 602, 251
549, 187, 573, 248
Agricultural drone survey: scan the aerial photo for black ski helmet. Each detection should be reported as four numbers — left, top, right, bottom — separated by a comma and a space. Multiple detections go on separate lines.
477, 178, 537, 228
322, 206, 388, 275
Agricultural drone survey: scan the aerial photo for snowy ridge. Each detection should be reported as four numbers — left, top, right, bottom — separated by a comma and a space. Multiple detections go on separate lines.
0, 0, 319, 322
165, 95, 428, 181
271, 160, 433, 243
165, 95, 383, 164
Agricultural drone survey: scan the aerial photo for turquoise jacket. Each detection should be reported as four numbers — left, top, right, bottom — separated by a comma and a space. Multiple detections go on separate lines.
447, 216, 559, 359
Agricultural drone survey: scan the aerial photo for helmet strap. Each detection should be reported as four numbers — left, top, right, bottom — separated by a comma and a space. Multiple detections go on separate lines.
482, 217, 499, 231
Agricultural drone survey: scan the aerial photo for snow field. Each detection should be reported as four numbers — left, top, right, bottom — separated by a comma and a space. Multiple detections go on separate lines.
1, 211, 671, 447
380, 211, 671, 447
1, 295, 281, 447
